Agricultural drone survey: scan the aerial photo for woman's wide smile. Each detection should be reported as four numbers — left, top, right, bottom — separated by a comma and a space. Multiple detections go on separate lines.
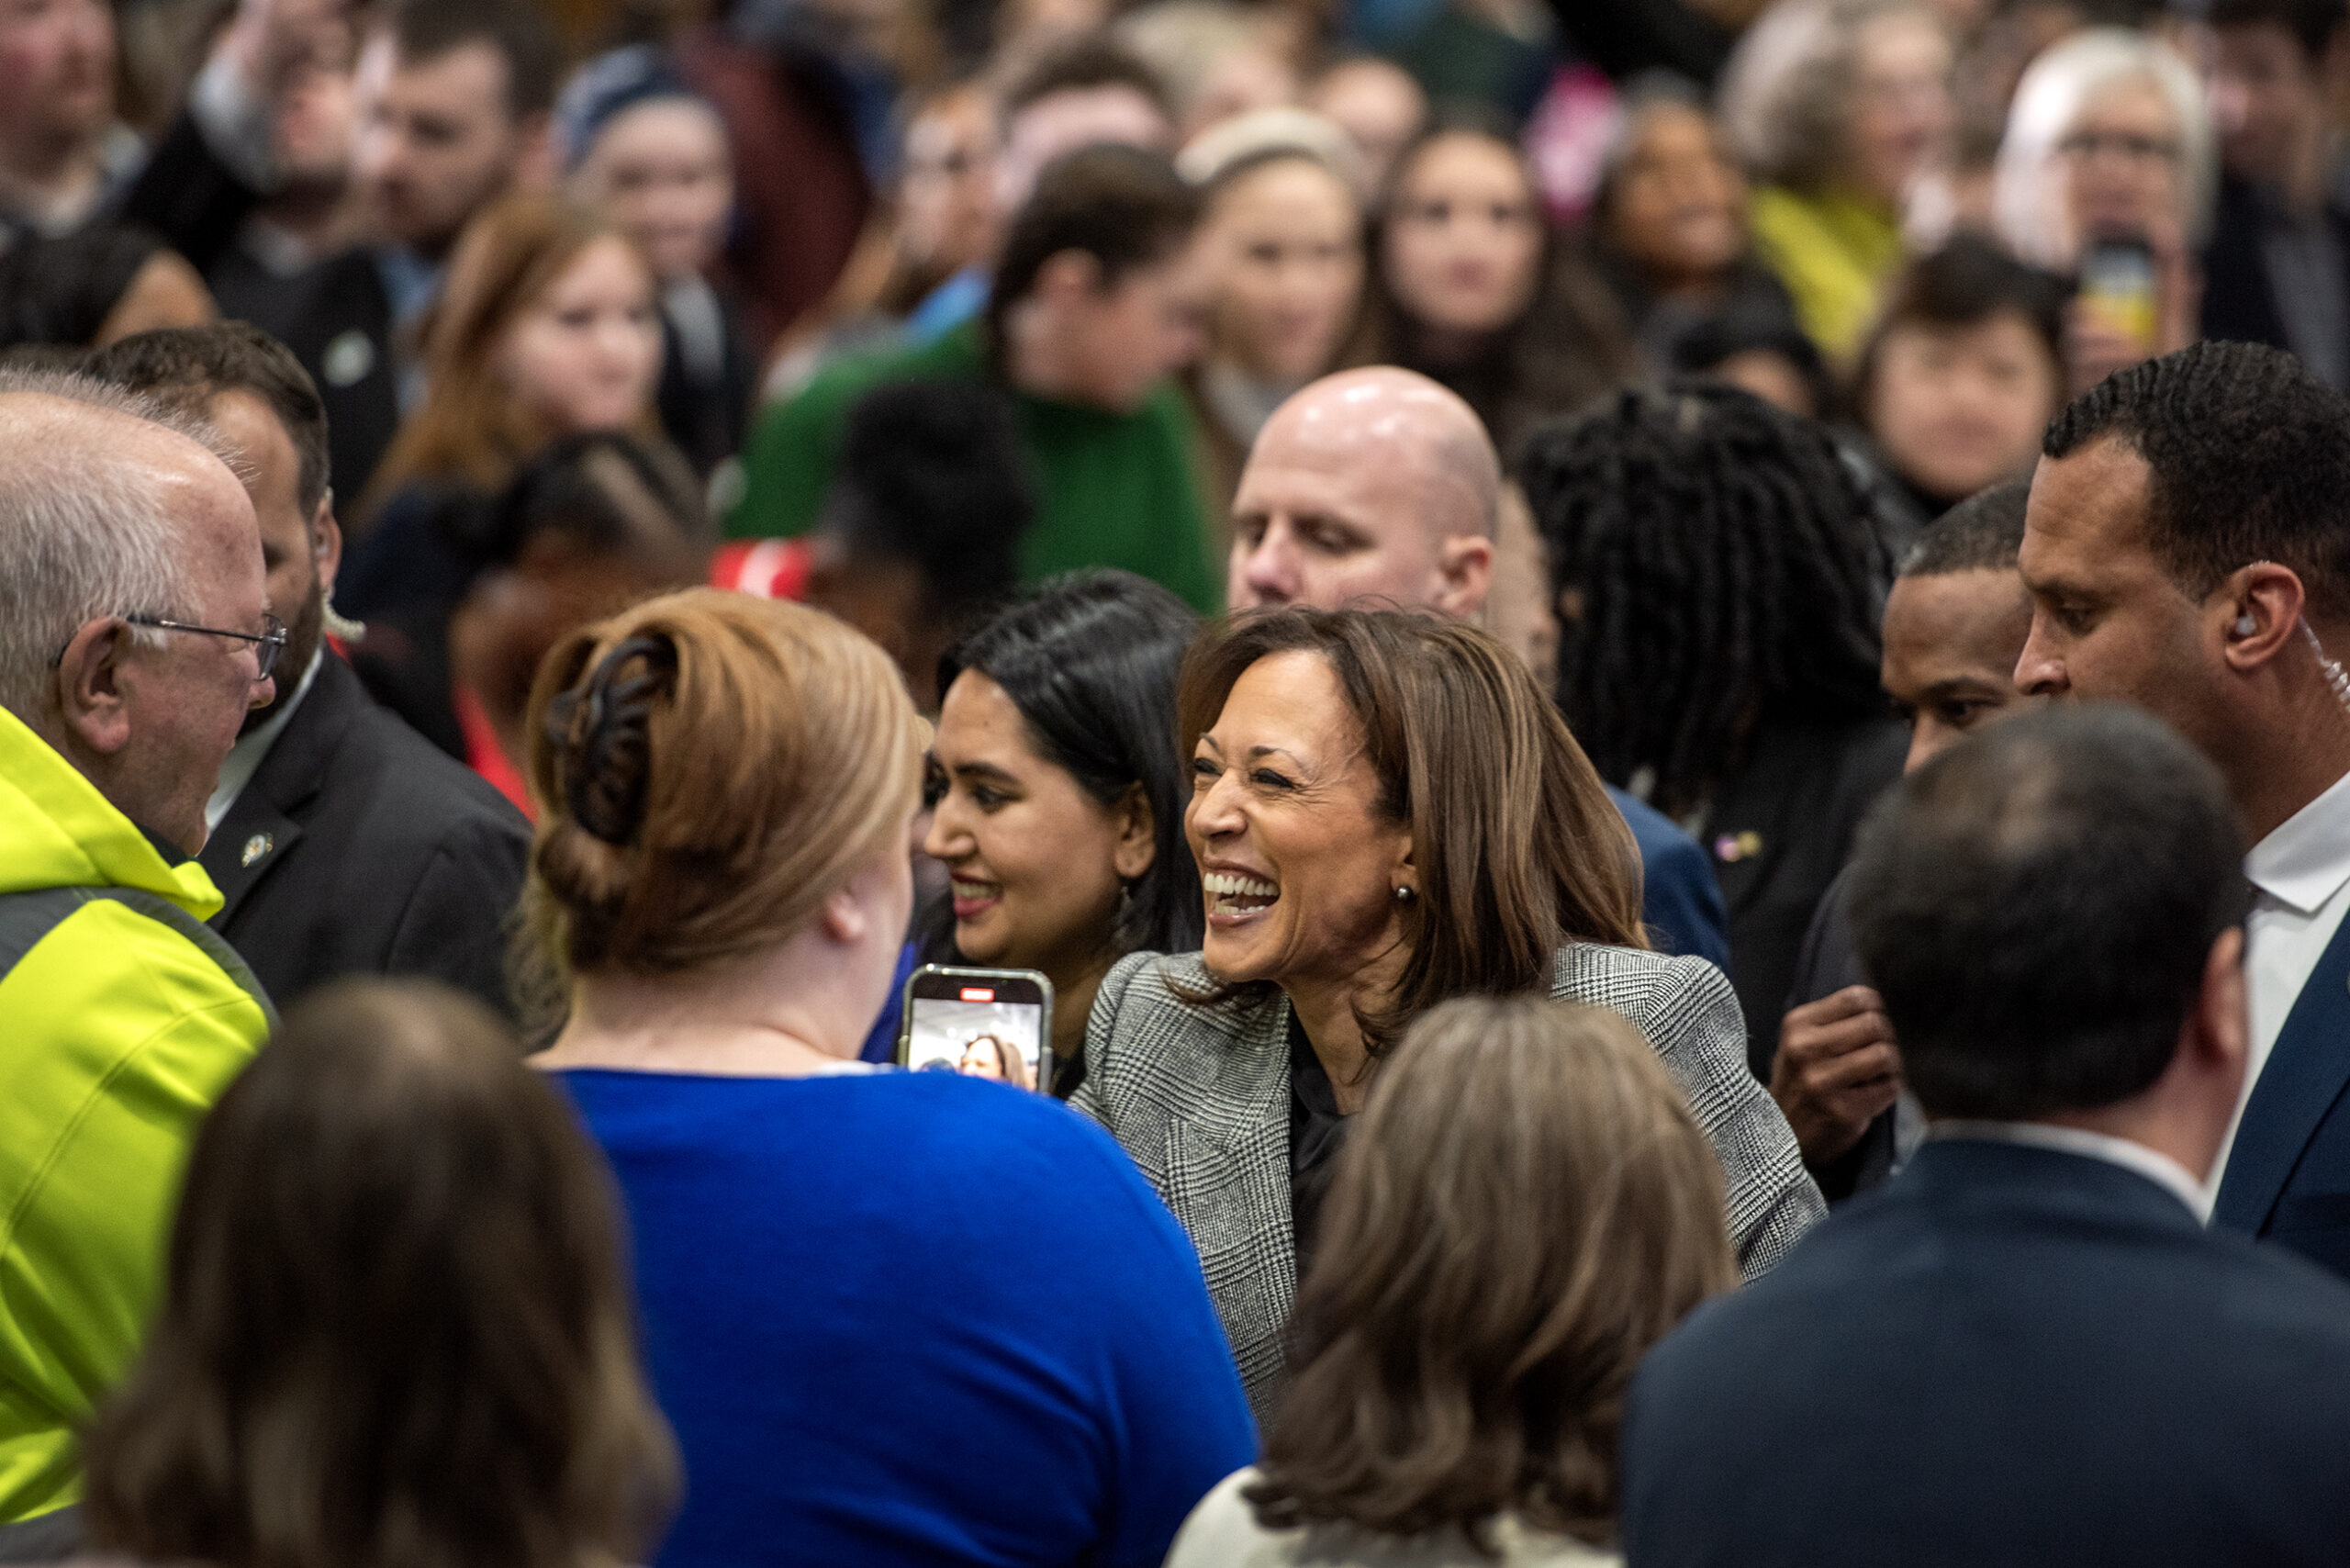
1203, 867, 1281, 927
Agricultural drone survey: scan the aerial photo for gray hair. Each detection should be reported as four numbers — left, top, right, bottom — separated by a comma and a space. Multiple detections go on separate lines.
1718, 0, 1944, 190
0, 368, 246, 721
1991, 28, 2216, 272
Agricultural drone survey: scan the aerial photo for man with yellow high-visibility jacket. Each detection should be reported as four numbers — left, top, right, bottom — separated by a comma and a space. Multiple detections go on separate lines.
0, 373, 281, 1544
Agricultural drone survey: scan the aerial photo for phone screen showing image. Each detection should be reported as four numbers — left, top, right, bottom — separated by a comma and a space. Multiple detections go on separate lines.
898, 967, 1055, 1093
2079, 239, 2158, 353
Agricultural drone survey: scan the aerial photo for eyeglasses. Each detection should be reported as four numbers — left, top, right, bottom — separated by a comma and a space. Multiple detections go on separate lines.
2058, 130, 2182, 165
123, 612, 289, 679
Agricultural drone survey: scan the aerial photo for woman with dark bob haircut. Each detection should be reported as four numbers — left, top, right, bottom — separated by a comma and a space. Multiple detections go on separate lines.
923, 570, 1201, 1095
80, 980, 678, 1568
1075, 608, 1819, 1423
1168, 996, 1737, 1566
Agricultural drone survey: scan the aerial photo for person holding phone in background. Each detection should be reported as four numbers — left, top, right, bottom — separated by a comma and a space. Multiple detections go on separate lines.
923, 571, 1203, 1096
524, 588, 1255, 1568
1989, 28, 2213, 393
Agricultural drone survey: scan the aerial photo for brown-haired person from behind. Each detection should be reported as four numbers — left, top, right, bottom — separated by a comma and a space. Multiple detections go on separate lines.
1168, 995, 1735, 1568
1348, 112, 1637, 462
335, 194, 667, 631
729, 144, 1222, 613
78, 980, 678, 1568
523, 590, 1255, 1568
1076, 610, 1820, 1425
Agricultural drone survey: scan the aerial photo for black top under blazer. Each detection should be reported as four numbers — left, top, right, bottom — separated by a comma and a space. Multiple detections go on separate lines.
199, 653, 531, 1016
1622, 1137, 2350, 1566
1074, 946, 1825, 1426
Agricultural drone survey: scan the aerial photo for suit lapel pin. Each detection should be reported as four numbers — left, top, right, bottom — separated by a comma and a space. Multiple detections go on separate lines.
241, 833, 273, 868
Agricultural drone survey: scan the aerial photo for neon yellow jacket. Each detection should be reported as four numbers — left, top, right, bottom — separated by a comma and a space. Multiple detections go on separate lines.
0, 706, 268, 1521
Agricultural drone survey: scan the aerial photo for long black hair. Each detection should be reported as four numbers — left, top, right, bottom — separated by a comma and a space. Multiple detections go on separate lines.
1518, 381, 1890, 817
1351, 107, 1638, 462
929, 570, 1203, 959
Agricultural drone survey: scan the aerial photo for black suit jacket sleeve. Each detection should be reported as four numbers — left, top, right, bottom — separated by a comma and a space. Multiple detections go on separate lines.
115, 110, 263, 279
205, 655, 532, 1017
1782, 865, 1897, 1202
384, 820, 530, 1015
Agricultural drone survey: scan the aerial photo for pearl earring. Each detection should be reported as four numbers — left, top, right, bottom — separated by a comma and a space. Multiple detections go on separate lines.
1393, 885, 1415, 902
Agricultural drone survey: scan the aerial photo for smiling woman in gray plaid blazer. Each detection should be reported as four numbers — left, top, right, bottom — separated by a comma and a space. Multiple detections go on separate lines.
1070, 610, 1824, 1423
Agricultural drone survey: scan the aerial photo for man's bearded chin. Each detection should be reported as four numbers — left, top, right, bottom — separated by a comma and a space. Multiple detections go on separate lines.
241, 573, 327, 737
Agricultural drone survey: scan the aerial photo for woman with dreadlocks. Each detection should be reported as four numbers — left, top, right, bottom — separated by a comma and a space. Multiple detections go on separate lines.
1519, 382, 1908, 1079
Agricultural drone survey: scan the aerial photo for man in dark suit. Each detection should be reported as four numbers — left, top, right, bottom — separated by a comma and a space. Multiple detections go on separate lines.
2016, 341, 2350, 1280
2199, 0, 2350, 389
1622, 705, 2350, 1567
1772, 480, 2042, 1200
85, 324, 528, 1015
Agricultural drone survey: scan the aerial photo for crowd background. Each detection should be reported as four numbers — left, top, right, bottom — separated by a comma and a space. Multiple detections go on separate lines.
9, 0, 2350, 1562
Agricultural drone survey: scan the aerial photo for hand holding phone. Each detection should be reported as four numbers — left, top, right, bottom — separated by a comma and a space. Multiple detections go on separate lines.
897, 966, 1056, 1093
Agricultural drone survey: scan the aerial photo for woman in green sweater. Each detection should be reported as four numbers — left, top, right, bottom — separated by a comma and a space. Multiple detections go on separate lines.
730, 144, 1223, 615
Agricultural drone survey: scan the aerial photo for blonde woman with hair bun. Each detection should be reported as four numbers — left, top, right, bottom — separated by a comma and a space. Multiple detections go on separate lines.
523, 588, 1253, 1568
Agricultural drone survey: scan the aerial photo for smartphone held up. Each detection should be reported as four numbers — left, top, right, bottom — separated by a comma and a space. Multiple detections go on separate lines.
897, 966, 1057, 1093
2077, 235, 2159, 358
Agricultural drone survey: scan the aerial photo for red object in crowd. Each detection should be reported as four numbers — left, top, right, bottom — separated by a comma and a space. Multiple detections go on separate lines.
711, 537, 813, 600
453, 680, 534, 823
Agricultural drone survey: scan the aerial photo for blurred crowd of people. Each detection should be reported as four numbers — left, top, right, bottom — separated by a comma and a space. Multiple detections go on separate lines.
10, 0, 2350, 1562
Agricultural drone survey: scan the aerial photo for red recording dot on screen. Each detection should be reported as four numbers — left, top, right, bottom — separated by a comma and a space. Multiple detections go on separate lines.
960, 988, 995, 1002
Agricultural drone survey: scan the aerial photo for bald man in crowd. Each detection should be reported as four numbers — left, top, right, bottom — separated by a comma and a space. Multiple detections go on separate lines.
1227, 365, 1730, 966
0, 375, 277, 1538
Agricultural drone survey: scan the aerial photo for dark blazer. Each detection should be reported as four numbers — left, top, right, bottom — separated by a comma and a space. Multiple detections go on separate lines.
655, 286, 760, 478
115, 108, 262, 279
1607, 783, 1730, 970
2214, 907, 2350, 1278
213, 245, 402, 504
1702, 713, 1908, 1076
1780, 863, 1899, 1201
1622, 1137, 2350, 1567
2200, 173, 2350, 388
200, 654, 530, 1016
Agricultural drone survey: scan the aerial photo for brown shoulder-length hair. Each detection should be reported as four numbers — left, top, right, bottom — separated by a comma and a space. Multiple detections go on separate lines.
1346, 112, 1637, 463
81, 980, 678, 1568
1249, 995, 1736, 1551
522, 588, 927, 983
359, 193, 656, 526
1176, 609, 1645, 1053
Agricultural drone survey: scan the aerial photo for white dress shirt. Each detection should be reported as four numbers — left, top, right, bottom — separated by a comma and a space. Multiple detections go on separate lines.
2210, 764, 2350, 1190
1929, 1120, 2210, 1216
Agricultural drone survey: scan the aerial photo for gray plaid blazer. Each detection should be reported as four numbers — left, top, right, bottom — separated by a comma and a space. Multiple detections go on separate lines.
1071, 944, 1824, 1426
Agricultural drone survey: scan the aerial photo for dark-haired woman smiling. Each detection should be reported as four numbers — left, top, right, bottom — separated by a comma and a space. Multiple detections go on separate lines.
1077, 609, 1820, 1423
924, 570, 1202, 1093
